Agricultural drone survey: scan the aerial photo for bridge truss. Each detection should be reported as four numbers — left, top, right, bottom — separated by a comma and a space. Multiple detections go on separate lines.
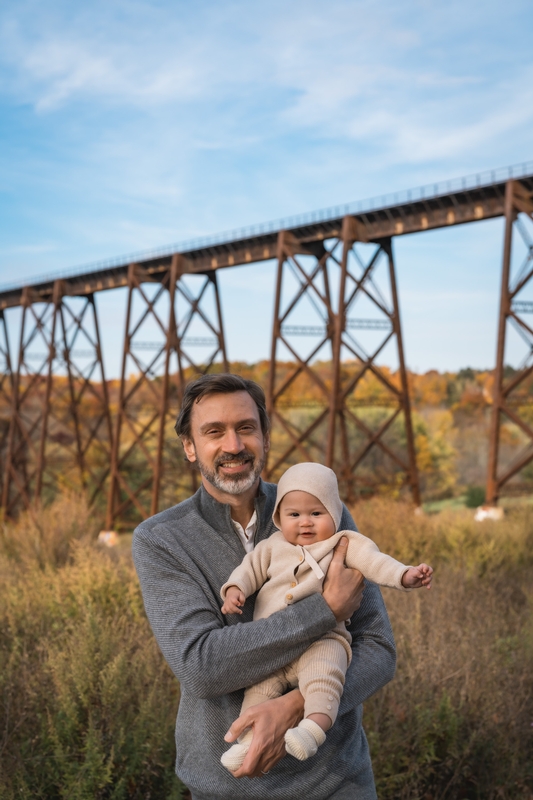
0, 164, 532, 524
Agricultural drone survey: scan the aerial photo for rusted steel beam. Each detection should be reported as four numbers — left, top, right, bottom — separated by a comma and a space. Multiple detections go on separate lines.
2, 290, 55, 515
326, 217, 353, 469
384, 240, 420, 506
3, 175, 532, 312
486, 179, 533, 504
151, 254, 179, 517
35, 281, 61, 498
0, 310, 13, 504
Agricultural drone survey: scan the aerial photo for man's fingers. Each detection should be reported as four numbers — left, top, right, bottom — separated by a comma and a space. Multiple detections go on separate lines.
330, 536, 349, 564
236, 738, 263, 776
235, 735, 283, 778
224, 713, 251, 742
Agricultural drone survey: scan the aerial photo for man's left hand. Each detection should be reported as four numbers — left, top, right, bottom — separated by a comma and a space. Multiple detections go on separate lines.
224, 689, 304, 778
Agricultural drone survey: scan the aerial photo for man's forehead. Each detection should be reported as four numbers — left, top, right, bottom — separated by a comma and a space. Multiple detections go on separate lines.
190, 391, 260, 425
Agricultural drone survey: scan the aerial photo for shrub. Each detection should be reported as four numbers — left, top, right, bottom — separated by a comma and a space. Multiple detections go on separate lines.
465, 485, 486, 508
356, 499, 533, 798
0, 491, 100, 569
0, 516, 184, 799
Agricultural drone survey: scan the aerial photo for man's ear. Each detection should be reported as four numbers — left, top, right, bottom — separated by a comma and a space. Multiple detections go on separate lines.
182, 437, 197, 463
263, 431, 271, 454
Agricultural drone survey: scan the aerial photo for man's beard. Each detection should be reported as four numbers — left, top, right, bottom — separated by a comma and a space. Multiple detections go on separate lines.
194, 449, 266, 495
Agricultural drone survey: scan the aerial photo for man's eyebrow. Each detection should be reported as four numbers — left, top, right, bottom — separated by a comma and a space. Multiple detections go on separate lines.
198, 418, 259, 433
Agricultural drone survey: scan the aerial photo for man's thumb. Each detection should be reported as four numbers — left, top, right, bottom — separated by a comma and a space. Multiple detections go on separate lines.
224, 712, 251, 742
331, 536, 348, 564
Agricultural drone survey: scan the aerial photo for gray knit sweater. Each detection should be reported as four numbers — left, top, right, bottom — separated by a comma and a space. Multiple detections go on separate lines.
132, 480, 396, 800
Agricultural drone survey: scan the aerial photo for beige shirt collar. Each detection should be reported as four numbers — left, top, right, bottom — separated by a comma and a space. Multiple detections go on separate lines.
231, 509, 258, 553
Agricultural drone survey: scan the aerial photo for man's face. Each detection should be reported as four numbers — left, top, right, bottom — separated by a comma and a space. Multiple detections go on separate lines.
182, 391, 270, 496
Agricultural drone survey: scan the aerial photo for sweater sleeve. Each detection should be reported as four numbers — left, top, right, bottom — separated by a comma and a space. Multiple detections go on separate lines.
132, 527, 337, 699
220, 539, 272, 600
342, 530, 411, 590
334, 505, 397, 707
343, 581, 397, 708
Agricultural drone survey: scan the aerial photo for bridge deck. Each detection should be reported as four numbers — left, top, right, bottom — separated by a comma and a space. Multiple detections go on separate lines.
1, 163, 532, 310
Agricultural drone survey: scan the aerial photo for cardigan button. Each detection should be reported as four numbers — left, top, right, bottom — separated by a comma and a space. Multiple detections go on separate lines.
286, 594, 293, 601
291, 582, 297, 588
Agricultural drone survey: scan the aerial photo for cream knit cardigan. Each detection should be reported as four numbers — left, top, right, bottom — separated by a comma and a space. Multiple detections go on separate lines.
221, 528, 412, 627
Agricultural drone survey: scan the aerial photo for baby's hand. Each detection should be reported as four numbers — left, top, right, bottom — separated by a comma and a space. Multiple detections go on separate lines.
401, 563, 433, 589
221, 586, 246, 615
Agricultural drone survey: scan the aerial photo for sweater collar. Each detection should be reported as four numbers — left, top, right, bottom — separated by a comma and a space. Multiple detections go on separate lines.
196, 479, 271, 537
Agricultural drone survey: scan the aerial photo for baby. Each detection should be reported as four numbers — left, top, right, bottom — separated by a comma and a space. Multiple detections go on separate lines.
220, 463, 433, 771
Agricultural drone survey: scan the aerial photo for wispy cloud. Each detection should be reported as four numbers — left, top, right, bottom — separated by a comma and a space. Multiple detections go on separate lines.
0, 0, 531, 370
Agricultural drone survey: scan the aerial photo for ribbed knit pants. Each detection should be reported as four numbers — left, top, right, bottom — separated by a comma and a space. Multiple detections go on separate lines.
240, 633, 350, 725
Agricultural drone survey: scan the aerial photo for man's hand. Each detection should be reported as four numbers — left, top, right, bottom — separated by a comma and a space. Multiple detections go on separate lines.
323, 536, 364, 622
224, 690, 304, 778
221, 586, 246, 615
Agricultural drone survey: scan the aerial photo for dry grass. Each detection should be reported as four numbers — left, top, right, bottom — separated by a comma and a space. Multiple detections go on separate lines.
0, 495, 532, 798
356, 499, 533, 799
0, 501, 183, 800
0, 492, 100, 569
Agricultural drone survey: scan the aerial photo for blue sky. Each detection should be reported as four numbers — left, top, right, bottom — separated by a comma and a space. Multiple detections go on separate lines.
1, 0, 532, 376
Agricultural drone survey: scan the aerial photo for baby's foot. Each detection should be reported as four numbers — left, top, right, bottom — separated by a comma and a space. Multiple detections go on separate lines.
220, 728, 253, 772
284, 718, 326, 761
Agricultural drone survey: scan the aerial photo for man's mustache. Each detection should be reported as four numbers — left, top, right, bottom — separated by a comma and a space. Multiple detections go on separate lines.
214, 452, 255, 468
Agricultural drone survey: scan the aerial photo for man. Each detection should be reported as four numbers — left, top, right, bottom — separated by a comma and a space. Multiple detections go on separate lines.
133, 374, 396, 800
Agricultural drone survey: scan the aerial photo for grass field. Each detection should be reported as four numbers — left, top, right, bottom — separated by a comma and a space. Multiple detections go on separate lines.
0, 494, 532, 799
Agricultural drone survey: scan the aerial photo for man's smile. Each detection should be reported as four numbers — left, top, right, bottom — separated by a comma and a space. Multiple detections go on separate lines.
215, 453, 255, 476
219, 461, 251, 473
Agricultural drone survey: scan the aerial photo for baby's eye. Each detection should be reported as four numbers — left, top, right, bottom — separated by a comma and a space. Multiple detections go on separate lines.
311, 511, 322, 516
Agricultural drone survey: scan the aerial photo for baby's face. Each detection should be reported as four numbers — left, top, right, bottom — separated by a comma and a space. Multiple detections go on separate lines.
278, 490, 336, 546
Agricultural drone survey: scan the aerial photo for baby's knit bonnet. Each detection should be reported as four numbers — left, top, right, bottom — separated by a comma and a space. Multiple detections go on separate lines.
272, 462, 343, 531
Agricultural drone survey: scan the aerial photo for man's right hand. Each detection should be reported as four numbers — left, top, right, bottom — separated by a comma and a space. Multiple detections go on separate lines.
322, 536, 364, 622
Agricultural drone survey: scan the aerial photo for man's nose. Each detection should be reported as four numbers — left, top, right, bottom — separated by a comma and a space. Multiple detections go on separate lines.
221, 429, 244, 453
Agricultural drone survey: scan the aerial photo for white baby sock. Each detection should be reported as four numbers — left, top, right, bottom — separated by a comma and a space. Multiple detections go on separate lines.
220, 727, 254, 772
284, 718, 327, 761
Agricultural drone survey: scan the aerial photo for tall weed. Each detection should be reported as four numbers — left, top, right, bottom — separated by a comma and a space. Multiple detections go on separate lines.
0, 492, 100, 569
356, 500, 533, 799
0, 530, 183, 799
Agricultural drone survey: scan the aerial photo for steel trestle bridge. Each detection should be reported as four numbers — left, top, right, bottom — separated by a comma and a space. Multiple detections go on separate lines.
0, 162, 532, 525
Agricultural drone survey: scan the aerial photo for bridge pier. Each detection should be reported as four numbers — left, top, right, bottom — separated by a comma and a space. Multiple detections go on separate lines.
105, 260, 228, 529
265, 219, 420, 504
1, 282, 112, 516
487, 180, 533, 504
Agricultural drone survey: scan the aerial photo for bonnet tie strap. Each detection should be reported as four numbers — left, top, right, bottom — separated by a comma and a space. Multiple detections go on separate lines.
303, 549, 325, 580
